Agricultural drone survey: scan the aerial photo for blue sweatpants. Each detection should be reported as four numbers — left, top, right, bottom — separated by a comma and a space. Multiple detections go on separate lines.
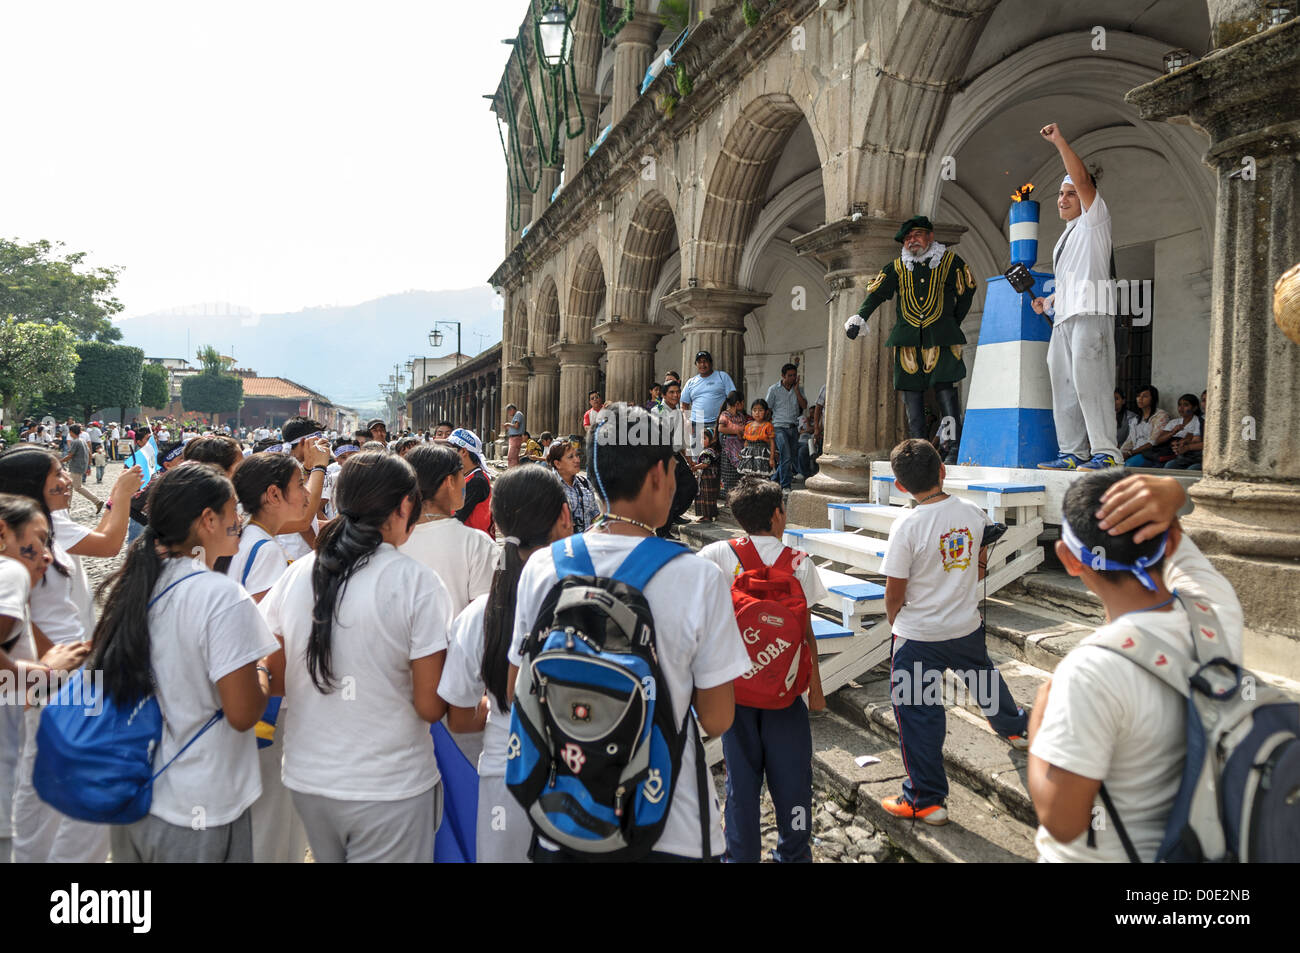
721, 698, 812, 863
890, 624, 1028, 810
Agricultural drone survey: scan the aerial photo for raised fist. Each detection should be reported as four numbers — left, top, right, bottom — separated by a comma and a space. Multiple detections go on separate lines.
844, 314, 865, 340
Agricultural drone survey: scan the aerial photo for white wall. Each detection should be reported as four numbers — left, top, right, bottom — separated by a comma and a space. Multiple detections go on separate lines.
1151, 229, 1211, 407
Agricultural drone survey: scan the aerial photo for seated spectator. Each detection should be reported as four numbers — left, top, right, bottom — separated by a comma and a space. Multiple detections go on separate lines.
1151, 393, 1202, 469
1114, 390, 1138, 452
1121, 385, 1171, 467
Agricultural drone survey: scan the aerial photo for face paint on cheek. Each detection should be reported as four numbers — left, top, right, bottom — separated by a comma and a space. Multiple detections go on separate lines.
19, 544, 38, 561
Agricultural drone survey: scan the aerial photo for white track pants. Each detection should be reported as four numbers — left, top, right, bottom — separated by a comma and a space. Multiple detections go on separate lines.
1047, 312, 1119, 460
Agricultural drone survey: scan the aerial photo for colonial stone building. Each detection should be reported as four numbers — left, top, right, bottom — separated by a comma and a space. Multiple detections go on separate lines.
487, 1, 1299, 677
406, 343, 504, 441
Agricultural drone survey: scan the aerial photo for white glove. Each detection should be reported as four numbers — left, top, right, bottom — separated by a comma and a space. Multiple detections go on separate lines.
844, 314, 865, 339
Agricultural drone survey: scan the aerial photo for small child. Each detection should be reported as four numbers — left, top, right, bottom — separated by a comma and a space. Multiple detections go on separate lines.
878, 439, 1030, 825
91, 444, 107, 484
738, 398, 775, 479
646, 382, 664, 411
692, 429, 720, 521
698, 477, 827, 862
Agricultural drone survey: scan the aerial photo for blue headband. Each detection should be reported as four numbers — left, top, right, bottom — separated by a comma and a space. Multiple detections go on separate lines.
162, 444, 185, 464
1059, 519, 1168, 592
333, 444, 360, 457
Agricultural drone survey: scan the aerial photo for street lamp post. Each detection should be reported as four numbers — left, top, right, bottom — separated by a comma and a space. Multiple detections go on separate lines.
429, 322, 463, 365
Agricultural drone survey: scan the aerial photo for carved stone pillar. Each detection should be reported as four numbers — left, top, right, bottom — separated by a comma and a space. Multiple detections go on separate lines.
525, 356, 560, 435
1127, 19, 1300, 678
661, 288, 769, 395
611, 18, 661, 127
593, 320, 670, 405
553, 342, 604, 436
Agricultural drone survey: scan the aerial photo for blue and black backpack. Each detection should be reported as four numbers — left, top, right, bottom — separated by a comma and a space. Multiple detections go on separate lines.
506, 534, 708, 861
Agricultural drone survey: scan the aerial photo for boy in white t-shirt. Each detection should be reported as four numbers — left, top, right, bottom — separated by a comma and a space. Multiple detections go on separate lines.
509, 402, 751, 862
1028, 472, 1242, 862
698, 477, 826, 863
878, 439, 1030, 825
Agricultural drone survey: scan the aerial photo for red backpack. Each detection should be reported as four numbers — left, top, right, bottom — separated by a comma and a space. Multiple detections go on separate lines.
727, 538, 811, 709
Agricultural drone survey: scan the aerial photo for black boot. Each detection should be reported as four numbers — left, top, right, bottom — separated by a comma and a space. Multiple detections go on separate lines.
902, 390, 927, 440
935, 384, 963, 464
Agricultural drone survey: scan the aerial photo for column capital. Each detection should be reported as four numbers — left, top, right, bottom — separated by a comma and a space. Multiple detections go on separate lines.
792, 216, 967, 280
525, 354, 560, 375
593, 319, 671, 351
612, 17, 663, 48
1125, 21, 1300, 164
504, 362, 531, 384
550, 341, 604, 365
660, 287, 770, 329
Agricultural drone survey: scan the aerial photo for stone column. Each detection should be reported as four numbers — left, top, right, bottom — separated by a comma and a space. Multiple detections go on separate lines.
503, 363, 530, 430
564, 91, 602, 181
1127, 18, 1300, 679
661, 288, 769, 391
786, 217, 967, 526
526, 356, 560, 435
533, 166, 562, 223
553, 342, 604, 436
593, 320, 670, 405
610, 17, 661, 127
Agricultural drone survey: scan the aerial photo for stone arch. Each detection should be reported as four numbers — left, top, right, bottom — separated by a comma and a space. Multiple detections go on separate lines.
854, 0, 999, 212
565, 243, 607, 342
695, 93, 813, 289
922, 32, 1215, 263
507, 297, 530, 365
530, 276, 561, 355
614, 189, 680, 323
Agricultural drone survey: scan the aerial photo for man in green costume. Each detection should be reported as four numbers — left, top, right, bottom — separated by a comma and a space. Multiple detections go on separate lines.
843, 215, 976, 464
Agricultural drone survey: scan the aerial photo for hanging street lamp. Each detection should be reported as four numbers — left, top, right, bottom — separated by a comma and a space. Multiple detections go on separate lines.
538, 2, 571, 70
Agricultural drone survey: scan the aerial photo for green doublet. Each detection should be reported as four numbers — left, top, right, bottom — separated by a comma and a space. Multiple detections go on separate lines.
856, 250, 977, 391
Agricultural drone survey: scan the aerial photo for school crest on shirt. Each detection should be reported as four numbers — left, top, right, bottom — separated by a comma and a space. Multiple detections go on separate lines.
939, 527, 975, 573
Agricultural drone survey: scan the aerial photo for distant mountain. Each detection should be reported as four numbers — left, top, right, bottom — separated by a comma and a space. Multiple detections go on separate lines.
113, 288, 504, 412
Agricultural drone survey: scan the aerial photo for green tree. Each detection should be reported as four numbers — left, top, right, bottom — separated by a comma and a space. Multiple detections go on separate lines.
0, 238, 124, 343
181, 346, 243, 425
45, 342, 143, 421
0, 319, 80, 423
140, 362, 170, 411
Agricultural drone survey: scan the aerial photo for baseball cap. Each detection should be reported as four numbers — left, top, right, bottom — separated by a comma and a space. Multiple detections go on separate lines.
366, 418, 386, 431
694, 350, 713, 363
446, 428, 487, 471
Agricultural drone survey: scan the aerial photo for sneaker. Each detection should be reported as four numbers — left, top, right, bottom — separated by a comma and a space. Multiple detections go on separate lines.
94, 500, 105, 515
1078, 453, 1121, 470
1036, 453, 1086, 470
880, 795, 949, 826
1005, 733, 1030, 751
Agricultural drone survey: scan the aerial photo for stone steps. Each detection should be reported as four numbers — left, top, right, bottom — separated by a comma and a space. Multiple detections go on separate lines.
810, 710, 1038, 863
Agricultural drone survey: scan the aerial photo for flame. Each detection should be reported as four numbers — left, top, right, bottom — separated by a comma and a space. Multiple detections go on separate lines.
1010, 182, 1036, 202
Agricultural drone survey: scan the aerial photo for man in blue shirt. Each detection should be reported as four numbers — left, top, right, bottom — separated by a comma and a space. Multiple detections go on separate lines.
680, 351, 736, 449
765, 363, 807, 491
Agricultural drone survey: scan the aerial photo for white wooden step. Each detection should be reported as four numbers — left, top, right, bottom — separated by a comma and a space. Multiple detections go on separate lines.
871, 475, 1047, 520
784, 528, 888, 575
826, 502, 904, 534
812, 565, 885, 628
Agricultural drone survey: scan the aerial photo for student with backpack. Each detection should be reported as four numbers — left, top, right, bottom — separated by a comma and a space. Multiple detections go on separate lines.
227, 452, 311, 863
697, 477, 827, 862
507, 402, 750, 862
87, 463, 278, 862
259, 450, 454, 862
1029, 472, 1298, 862
447, 429, 494, 538
878, 439, 1031, 826
438, 465, 572, 862
400, 445, 499, 618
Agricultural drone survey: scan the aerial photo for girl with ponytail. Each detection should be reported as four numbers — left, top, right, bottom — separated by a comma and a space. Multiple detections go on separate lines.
0, 444, 142, 863
400, 444, 499, 617
259, 449, 455, 863
94, 463, 279, 863
436, 464, 571, 862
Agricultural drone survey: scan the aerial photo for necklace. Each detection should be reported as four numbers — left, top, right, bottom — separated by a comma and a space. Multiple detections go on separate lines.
419, 511, 450, 523
594, 512, 657, 535
917, 491, 948, 504
249, 518, 275, 536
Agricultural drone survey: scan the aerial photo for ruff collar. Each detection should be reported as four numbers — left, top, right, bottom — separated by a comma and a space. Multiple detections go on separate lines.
900, 241, 947, 272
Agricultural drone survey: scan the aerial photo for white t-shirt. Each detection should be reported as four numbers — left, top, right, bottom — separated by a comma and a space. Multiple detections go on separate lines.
399, 518, 499, 618
697, 535, 830, 611
1051, 191, 1114, 321
260, 545, 453, 800
321, 462, 341, 519
509, 535, 751, 858
228, 524, 289, 597
1164, 416, 1202, 439
0, 559, 34, 663
276, 530, 313, 563
437, 595, 510, 777
1032, 535, 1243, 862
879, 495, 990, 642
146, 559, 280, 827
30, 511, 94, 646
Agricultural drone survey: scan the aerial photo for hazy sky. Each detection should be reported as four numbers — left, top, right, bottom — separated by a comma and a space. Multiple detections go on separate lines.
1, 1, 526, 317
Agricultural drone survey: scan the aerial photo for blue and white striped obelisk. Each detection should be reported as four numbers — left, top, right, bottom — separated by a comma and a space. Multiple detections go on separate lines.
957, 198, 1058, 467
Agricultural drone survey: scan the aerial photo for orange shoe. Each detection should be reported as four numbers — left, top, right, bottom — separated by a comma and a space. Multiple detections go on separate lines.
880, 795, 949, 826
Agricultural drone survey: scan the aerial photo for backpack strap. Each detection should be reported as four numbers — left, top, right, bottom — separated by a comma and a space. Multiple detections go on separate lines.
150, 710, 225, 782
552, 535, 596, 579
148, 570, 205, 609
728, 538, 764, 574
240, 538, 271, 587
1084, 625, 1195, 698
771, 545, 798, 574
1092, 783, 1142, 863
611, 536, 688, 591
1173, 590, 1231, 666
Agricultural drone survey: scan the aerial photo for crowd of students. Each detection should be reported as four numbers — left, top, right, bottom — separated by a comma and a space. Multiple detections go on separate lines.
0, 394, 1249, 864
